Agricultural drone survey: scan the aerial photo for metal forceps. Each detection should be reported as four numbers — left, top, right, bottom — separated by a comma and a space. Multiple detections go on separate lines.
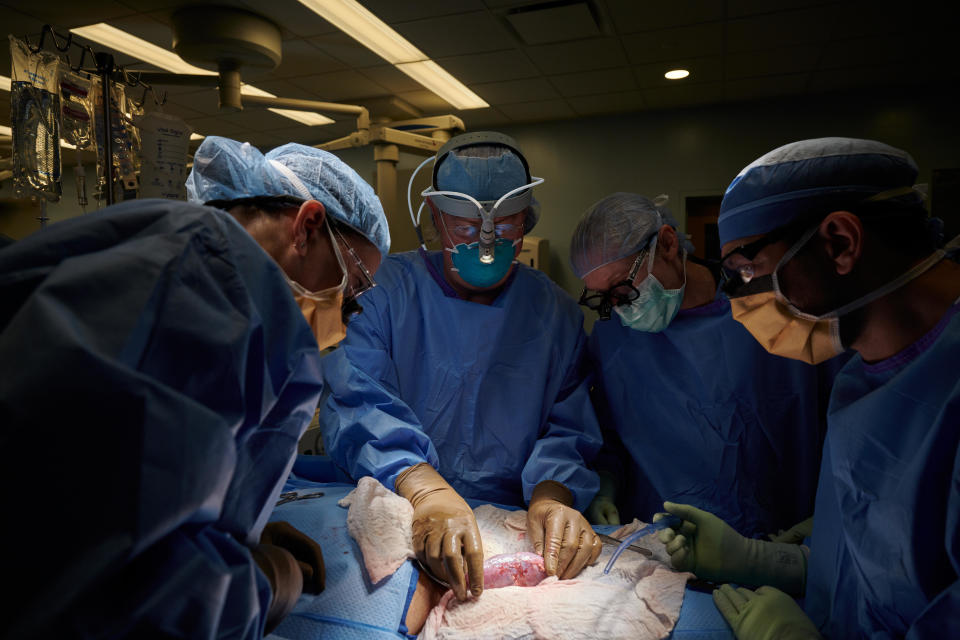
276, 490, 325, 506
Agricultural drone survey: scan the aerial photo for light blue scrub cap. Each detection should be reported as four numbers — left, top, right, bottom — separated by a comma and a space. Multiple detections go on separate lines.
570, 192, 694, 279
186, 136, 391, 257
718, 137, 921, 246
433, 131, 541, 232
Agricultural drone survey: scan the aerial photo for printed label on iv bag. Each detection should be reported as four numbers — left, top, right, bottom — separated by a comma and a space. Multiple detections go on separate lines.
135, 111, 192, 200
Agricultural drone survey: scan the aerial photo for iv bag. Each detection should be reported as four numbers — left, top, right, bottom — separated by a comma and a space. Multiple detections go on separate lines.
9, 35, 62, 202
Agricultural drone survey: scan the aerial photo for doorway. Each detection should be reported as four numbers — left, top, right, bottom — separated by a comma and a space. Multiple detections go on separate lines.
685, 195, 723, 262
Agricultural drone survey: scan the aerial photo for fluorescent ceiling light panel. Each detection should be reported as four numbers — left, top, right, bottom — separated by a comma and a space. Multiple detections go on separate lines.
241, 85, 334, 125
70, 23, 215, 76
295, 0, 488, 110
396, 61, 488, 110
190, 133, 205, 140
296, 0, 425, 64
0, 75, 11, 92
70, 24, 332, 126
0, 124, 11, 136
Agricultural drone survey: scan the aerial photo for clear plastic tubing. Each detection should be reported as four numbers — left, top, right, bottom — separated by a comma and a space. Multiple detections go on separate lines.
603, 514, 682, 575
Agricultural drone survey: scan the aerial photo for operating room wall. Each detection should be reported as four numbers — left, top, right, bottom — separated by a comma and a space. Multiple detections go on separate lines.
336, 90, 960, 307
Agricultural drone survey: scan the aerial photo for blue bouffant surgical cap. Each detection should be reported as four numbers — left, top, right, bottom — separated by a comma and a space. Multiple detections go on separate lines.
570, 192, 694, 279
186, 136, 391, 257
718, 137, 921, 246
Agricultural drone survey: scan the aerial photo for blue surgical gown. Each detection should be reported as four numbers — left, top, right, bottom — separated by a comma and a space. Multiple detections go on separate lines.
805, 299, 960, 638
0, 200, 324, 638
318, 250, 602, 510
589, 292, 839, 536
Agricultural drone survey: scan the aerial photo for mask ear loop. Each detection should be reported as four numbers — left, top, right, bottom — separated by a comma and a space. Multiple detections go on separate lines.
288, 219, 348, 300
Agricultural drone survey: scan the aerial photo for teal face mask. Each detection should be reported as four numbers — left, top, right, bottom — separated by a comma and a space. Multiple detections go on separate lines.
614, 239, 686, 332
448, 237, 519, 288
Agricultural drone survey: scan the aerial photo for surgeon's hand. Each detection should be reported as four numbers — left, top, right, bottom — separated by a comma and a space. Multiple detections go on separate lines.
585, 471, 620, 525
655, 502, 806, 595
395, 463, 484, 601
527, 480, 602, 579
767, 517, 813, 545
260, 521, 326, 594
713, 584, 822, 640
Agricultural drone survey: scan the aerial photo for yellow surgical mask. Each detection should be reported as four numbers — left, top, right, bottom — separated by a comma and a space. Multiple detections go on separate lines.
286, 220, 349, 351
729, 225, 951, 364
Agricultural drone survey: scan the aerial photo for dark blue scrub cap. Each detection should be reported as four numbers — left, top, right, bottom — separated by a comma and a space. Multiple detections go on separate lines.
718, 137, 921, 245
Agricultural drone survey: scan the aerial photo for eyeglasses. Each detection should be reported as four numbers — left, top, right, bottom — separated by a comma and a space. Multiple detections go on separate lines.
448, 222, 523, 241
719, 217, 811, 296
331, 223, 376, 299
578, 248, 650, 320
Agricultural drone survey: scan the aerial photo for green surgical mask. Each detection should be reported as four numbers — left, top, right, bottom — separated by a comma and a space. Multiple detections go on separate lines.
615, 241, 686, 332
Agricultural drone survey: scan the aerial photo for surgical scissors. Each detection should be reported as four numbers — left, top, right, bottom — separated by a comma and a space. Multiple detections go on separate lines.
276, 490, 325, 506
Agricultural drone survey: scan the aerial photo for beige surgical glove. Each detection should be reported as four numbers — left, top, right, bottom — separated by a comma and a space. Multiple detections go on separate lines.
396, 463, 484, 601
527, 480, 602, 579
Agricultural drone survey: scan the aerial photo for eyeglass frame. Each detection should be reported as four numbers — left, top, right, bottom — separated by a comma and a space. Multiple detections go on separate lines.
578, 245, 652, 321
330, 221, 376, 299
719, 214, 818, 296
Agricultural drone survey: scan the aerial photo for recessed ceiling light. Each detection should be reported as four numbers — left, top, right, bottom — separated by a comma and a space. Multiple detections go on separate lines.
296, 0, 488, 110
70, 24, 333, 126
665, 69, 690, 80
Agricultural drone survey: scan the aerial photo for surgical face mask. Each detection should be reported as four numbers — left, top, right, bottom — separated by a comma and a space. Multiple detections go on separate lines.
286, 220, 349, 350
614, 237, 687, 332
729, 224, 950, 364
439, 214, 521, 288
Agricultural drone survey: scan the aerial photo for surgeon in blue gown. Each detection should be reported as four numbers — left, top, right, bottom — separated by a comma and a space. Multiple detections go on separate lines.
571, 193, 837, 538
658, 137, 960, 639
0, 137, 389, 638
319, 131, 603, 602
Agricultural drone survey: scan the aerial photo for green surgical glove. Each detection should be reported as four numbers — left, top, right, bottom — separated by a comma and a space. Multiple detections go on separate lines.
654, 502, 807, 595
586, 472, 620, 525
713, 584, 822, 640
768, 517, 814, 545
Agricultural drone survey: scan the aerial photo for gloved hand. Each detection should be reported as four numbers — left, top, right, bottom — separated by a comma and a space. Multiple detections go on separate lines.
260, 521, 326, 594
396, 463, 484, 601
767, 517, 813, 545
527, 480, 602, 579
713, 584, 822, 640
654, 502, 806, 595
252, 540, 302, 633
585, 471, 620, 525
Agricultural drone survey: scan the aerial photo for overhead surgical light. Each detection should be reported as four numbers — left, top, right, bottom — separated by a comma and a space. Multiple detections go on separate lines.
69, 23, 333, 125
665, 69, 690, 80
295, 0, 488, 110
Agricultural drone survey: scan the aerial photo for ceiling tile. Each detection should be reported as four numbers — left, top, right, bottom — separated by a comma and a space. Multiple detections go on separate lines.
183, 114, 249, 137
358, 65, 423, 94
14, 1, 136, 29
818, 36, 912, 70
435, 50, 539, 84
218, 108, 307, 131
633, 57, 722, 89
471, 77, 560, 105
725, 45, 821, 80
826, 1, 920, 40
95, 13, 174, 50
288, 70, 389, 101
153, 99, 206, 121
606, 0, 723, 33
393, 11, 517, 58
168, 89, 221, 115
726, 7, 839, 53
726, 0, 829, 19
807, 63, 916, 94
642, 82, 723, 109
498, 99, 575, 122
525, 37, 627, 75
549, 67, 636, 98
621, 23, 722, 65
265, 39, 347, 79
567, 90, 645, 116
506, 2, 600, 45
309, 32, 385, 68
359, 0, 487, 23
723, 73, 809, 102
